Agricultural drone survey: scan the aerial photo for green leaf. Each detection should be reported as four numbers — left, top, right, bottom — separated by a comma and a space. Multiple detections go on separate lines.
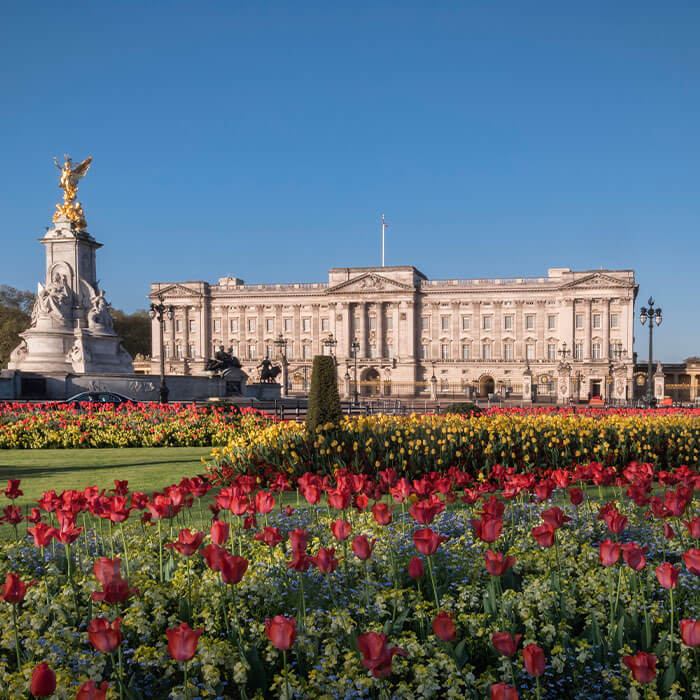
244, 644, 269, 692
662, 663, 676, 692
163, 555, 175, 583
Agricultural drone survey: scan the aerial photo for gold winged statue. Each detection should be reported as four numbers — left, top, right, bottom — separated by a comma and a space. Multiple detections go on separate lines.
53, 154, 92, 229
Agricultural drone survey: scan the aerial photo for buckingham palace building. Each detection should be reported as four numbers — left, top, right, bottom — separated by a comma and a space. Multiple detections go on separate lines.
149, 265, 638, 402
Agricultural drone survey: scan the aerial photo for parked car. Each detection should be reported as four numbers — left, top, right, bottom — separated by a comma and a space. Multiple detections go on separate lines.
59, 392, 135, 406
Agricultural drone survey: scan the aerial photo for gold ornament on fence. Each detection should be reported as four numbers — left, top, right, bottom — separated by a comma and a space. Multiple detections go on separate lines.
53, 154, 92, 229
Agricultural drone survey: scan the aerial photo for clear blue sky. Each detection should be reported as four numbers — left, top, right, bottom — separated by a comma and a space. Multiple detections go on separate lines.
1, 1, 698, 362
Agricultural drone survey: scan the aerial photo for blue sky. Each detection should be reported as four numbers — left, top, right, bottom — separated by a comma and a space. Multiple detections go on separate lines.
1, 1, 698, 361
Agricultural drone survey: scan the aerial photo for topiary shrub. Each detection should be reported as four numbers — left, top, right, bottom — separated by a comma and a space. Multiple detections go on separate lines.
305, 355, 343, 432
443, 402, 482, 416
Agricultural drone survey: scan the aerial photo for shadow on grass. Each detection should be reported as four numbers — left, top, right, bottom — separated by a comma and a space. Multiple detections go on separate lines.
0, 458, 207, 478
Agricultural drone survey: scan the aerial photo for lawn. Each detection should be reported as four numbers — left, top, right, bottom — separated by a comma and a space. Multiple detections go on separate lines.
0, 446, 212, 511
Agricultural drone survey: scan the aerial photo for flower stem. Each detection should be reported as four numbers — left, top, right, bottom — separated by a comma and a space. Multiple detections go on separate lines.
427, 555, 440, 609
157, 518, 164, 583
283, 648, 291, 700
119, 521, 130, 579
11, 604, 21, 670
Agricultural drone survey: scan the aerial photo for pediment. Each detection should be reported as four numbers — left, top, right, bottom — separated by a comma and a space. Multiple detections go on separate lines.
151, 284, 203, 299
560, 273, 634, 290
326, 272, 414, 294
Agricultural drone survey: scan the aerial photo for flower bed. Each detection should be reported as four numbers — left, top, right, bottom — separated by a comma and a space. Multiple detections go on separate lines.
0, 403, 269, 449
206, 411, 700, 484
0, 461, 699, 699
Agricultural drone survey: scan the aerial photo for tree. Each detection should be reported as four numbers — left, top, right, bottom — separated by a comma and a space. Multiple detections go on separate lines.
305, 355, 343, 433
111, 309, 151, 357
0, 285, 34, 369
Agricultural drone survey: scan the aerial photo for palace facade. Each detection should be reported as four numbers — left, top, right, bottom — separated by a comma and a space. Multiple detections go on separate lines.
149, 265, 638, 400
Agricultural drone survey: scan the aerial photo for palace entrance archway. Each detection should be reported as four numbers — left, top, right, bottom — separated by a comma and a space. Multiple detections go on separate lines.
479, 375, 495, 397
361, 367, 380, 396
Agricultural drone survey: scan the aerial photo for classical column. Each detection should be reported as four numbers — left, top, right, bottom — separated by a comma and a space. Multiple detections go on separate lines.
358, 302, 367, 358
222, 306, 229, 354
238, 306, 246, 360
342, 302, 352, 359
602, 299, 610, 360
405, 301, 416, 359
584, 300, 592, 361
293, 305, 301, 360
536, 300, 546, 360
514, 301, 524, 359
199, 304, 208, 359
312, 304, 321, 355
329, 303, 337, 344
473, 301, 482, 360
256, 306, 264, 359
274, 304, 283, 337
392, 304, 400, 358
451, 302, 460, 360
376, 302, 383, 359
431, 302, 440, 360
560, 297, 574, 358
493, 301, 502, 360
183, 307, 190, 359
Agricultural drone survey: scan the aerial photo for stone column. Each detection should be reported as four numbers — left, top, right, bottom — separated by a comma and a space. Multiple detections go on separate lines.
602, 299, 610, 359
293, 305, 301, 360
274, 304, 283, 338
584, 300, 592, 361
256, 306, 264, 359
222, 306, 229, 355
473, 301, 482, 360
358, 302, 367, 358
514, 301, 524, 359
343, 302, 352, 359
329, 303, 337, 344
312, 304, 321, 355
392, 304, 400, 358
536, 300, 546, 360
238, 306, 246, 360
199, 304, 208, 360
451, 302, 460, 361
493, 301, 502, 360
183, 307, 190, 360
406, 301, 416, 359
376, 302, 383, 359
561, 298, 574, 359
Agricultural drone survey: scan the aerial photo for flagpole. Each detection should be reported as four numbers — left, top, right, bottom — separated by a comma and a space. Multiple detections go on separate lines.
381, 214, 385, 267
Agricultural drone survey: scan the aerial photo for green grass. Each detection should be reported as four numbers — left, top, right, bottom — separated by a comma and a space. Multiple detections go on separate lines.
0, 447, 212, 511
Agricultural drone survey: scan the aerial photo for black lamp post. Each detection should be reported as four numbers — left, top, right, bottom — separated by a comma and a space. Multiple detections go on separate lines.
149, 298, 174, 403
351, 338, 360, 404
558, 342, 571, 362
640, 297, 662, 407
274, 333, 288, 396
322, 333, 338, 358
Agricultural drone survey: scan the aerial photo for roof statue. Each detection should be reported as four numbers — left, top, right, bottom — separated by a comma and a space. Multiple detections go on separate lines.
53, 154, 92, 230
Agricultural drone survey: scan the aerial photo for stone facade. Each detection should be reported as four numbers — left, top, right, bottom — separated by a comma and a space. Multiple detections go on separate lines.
149, 266, 638, 401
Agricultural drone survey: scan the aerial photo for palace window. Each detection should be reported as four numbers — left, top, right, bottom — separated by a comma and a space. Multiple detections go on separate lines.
248, 319, 256, 332
386, 316, 393, 330
213, 319, 220, 332
188, 344, 196, 358
504, 316, 513, 330
504, 343, 513, 360
525, 315, 535, 330
592, 343, 601, 359
526, 343, 535, 360
230, 319, 238, 332
461, 344, 471, 360
593, 314, 601, 329
303, 344, 311, 359
421, 317, 429, 331
441, 316, 450, 331
230, 344, 238, 357
284, 318, 292, 332
164, 346, 171, 359
248, 344, 256, 359
369, 344, 377, 358
574, 342, 583, 360
387, 345, 393, 359
302, 318, 310, 332
321, 318, 329, 332
610, 313, 619, 329
462, 316, 471, 331
369, 317, 376, 331
175, 320, 182, 332
482, 316, 492, 331
266, 318, 274, 332
547, 343, 557, 360
547, 315, 556, 330
482, 343, 492, 360
575, 313, 584, 329
189, 319, 196, 332
421, 344, 429, 359
440, 344, 450, 360
265, 344, 273, 359
176, 345, 183, 358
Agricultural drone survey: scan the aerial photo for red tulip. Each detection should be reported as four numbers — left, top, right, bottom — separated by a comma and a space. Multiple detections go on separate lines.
683, 548, 700, 575
531, 523, 555, 548
622, 542, 648, 571
408, 556, 424, 579
599, 540, 621, 567
220, 554, 248, 584
534, 481, 554, 501
413, 527, 447, 556
4, 479, 23, 500
540, 506, 571, 530
356, 631, 407, 678
330, 519, 351, 541
265, 615, 296, 650
254, 526, 284, 547
209, 520, 229, 545
88, 616, 122, 653
492, 631, 522, 657
522, 643, 545, 676
254, 490, 275, 514
200, 544, 226, 572
656, 562, 679, 589
433, 611, 456, 641
0, 572, 35, 604
484, 550, 515, 576
308, 547, 340, 574
680, 619, 700, 647
471, 516, 503, 543
604, 510, 628, 534
1, 505, 23, 525
491, 682, 519, 700
622, 651, 657, 683
663, 522, 675, 539
371, 502, 393, 525
92, 576, 138, 605
352, 535, 376, 560
30, 662, 57, 697
287, 549, 311, 571
76, 680, 110, 699
409, 500, 442, 525
289, 529, 308, 553
568, 487, 584, 505
166, 623, 203, 662
94, 557, 122, 585
165, 529, 205, 556
27, 522, 58, 548
27, 507, 43, 524
683, 518, 700, 538
56, 524, 83, 544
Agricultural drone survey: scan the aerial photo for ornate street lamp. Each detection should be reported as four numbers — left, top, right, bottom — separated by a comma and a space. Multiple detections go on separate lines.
558, 342, 571, 362
640, 297, 662, 407
149, 298, 174, 403
351, 338, 360, 405
322, 333, 338, 358
274, 333, 288, 397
